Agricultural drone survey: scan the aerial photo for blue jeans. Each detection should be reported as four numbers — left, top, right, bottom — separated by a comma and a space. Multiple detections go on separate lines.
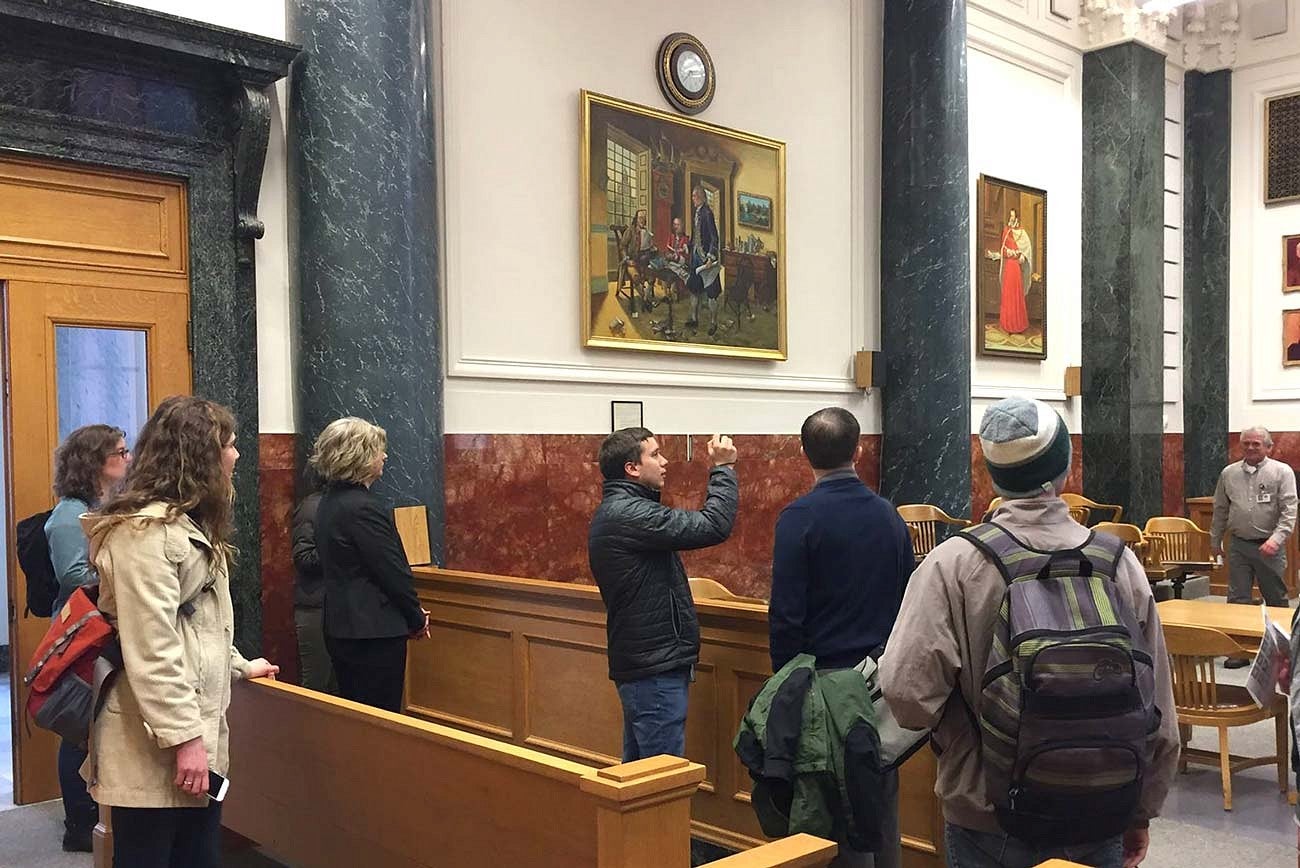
615, 668, 690, 762
944, 824, 1123, 868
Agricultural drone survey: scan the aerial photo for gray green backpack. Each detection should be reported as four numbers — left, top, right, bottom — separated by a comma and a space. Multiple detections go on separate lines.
960, 523, 1160, 845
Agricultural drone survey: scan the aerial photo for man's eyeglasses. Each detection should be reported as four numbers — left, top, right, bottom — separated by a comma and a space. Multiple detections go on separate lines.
110, 448, 131, 459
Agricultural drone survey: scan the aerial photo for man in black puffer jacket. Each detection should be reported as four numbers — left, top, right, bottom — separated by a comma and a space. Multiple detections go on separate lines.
589, 428, 739, 762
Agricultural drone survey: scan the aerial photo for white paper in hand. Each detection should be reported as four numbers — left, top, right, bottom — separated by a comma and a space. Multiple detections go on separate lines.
1245, 603, 1290, 708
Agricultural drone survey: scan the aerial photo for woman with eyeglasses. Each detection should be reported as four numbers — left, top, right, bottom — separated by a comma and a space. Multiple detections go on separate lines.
44, 423, 131, 852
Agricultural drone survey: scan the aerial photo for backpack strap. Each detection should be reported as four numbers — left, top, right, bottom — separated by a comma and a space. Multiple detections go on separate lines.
960, 522, 1114, 585
958, 522, 1051, 585
1079, 531, 1128, 582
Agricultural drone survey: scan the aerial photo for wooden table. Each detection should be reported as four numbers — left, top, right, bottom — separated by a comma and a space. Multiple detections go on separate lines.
1156, 598, 1293, 643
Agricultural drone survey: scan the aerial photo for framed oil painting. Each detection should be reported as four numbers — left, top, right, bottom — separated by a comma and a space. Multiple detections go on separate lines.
1285, 234, 1300, 292
1285, 310, 1300, 367
976, 175, 1047, 360
581, 91, 787, 360
737, 192, 772, 230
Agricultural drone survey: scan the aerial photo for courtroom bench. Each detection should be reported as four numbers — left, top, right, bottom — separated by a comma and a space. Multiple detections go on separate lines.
405, 566, 945, 867
92, 679, 836, 868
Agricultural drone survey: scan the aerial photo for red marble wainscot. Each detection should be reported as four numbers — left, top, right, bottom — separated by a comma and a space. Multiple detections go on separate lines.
258, 433, 300, 686
1162, 433, 1185, 517
443, 433, 885, 602
443, 434, 558, 581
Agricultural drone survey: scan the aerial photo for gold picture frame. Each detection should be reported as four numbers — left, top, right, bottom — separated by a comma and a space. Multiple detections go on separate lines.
1285, 233, 1300, 293
1285, 309, 1300, 367
580, 90, 787, 360
975, 175, 1048, 360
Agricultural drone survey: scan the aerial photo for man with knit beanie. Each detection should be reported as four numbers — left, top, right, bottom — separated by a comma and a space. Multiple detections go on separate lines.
880, 398, 1179, 868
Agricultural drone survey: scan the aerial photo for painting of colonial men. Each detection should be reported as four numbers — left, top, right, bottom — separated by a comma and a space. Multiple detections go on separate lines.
1284, 310, 1300, 367
582, 91, 787, 360
1285, 234, 1300, 293
976, 176, 1047, 359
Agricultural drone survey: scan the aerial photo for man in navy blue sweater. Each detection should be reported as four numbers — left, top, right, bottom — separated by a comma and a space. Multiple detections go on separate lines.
769, 406, 914, 868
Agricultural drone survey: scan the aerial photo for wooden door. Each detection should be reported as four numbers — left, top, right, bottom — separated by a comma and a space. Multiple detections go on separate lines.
0, 156, 190, 804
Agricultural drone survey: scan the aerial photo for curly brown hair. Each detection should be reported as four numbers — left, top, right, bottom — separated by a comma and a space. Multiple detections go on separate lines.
52, 424, 125, 505
98, 396, 238, 559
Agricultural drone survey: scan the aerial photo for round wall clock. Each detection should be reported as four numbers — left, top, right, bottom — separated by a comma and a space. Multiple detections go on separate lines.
656, 33, 715, 115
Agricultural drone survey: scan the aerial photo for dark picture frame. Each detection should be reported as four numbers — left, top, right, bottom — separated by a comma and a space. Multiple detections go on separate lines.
610, 400, 644, 432
737, 192, 772, 230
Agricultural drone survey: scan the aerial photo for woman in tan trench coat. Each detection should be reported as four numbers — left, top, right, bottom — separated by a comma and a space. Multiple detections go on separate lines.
83, 396, 278, 868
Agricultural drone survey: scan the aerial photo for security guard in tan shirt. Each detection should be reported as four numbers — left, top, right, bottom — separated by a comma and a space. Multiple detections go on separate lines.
1210, 427, 1297, 636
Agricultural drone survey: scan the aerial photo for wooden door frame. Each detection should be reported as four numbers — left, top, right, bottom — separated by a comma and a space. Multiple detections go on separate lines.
0, 1, 298, 664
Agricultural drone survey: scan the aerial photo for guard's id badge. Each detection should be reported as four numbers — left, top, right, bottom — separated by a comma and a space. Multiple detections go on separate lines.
1258, 492, 1272, 503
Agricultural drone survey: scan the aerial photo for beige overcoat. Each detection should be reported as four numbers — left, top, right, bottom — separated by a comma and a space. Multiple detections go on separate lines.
81, 503, 252, 808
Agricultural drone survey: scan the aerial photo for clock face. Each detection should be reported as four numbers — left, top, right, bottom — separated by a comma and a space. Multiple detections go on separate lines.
675, 50, 707, 94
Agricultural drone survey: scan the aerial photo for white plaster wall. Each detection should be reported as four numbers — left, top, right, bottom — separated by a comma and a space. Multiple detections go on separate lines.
1229, 50, 1300, 431
114, 1, 296, 433
967, 8, 1085, 433
439, 0, 878, 435
1163, 65, 1185, 435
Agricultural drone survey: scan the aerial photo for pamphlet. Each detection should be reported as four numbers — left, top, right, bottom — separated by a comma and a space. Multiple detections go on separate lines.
1245, 603, 1291, 708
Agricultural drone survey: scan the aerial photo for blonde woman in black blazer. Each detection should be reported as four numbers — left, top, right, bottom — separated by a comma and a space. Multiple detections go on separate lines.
310, 417, 429, 711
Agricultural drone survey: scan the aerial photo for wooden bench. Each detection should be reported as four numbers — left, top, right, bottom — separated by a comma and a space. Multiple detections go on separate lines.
211, 679, 834, 868
405, 566, 945, 864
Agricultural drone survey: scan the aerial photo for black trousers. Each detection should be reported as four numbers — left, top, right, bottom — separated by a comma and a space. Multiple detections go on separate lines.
325, 634, 408, 712
112, 802, 222, 868
58, 738, 97, 832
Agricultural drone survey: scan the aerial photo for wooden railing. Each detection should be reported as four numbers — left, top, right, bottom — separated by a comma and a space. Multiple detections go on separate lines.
218, 679, 837, 868
406, 566, 944, 867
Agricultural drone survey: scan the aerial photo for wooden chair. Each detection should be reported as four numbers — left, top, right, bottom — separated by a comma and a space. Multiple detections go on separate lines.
689, 577, 764, 605
1060, 493, 1123, 523
1065, 505, 1091, 526
1163, 623, 1289, 811
979, 496, 1005, 522
1144, 516, 1211, 563
897, 504, 970, 561
1091, 521, 1145, 556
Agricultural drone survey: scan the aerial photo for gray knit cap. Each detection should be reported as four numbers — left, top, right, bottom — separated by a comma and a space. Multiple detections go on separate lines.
979, 397, 1071, 498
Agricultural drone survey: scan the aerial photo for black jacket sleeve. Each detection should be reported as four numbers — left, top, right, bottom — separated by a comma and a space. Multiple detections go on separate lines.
621, 466, 739, 552
763, 665, 813, 780
291, 493, 322, 577
352, 498, 426, 632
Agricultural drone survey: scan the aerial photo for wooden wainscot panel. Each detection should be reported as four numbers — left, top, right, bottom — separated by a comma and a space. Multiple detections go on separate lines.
524, 634, 624, 764
409, 567, 943, 865
0, 156, 187, 279
407, 620, 515, 739
221, 680, 840, 868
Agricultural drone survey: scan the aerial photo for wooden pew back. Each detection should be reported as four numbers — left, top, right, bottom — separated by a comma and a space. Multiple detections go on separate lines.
92, 679, 836, 868
405, 566, 945, 865
222, 679, 756, 868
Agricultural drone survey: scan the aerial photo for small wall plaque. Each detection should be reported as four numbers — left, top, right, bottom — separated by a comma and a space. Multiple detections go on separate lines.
611, 400, 644, 432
